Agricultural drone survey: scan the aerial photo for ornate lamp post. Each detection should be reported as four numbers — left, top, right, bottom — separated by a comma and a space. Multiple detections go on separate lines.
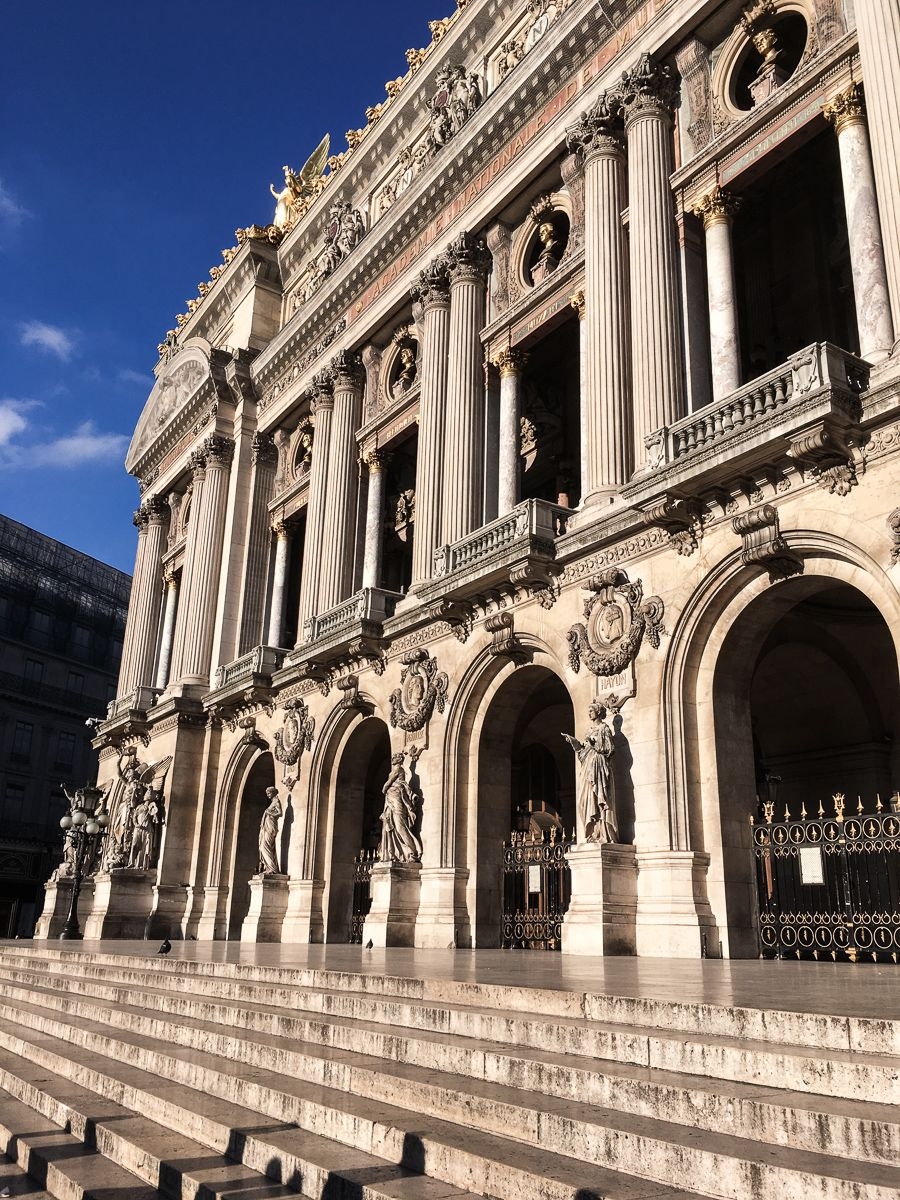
58, 785, 108, 940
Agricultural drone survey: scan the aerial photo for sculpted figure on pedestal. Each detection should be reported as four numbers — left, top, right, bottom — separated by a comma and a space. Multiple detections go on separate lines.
563, 703, 619, 844
128, 791, 162, 871
379, 753, 423, 864
258, 787, 283, 875
269, 134, 330, 230
104, 751, 171, 870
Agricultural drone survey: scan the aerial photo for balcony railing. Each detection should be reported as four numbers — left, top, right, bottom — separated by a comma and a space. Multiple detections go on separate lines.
433, 499, 571, 579
302, 588, 402, 646
212, 645, 287, 692
106, 686, 160, 720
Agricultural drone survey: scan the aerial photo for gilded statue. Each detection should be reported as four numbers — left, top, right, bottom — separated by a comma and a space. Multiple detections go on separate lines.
562, 703, 619, 843
270, 134, 331, 230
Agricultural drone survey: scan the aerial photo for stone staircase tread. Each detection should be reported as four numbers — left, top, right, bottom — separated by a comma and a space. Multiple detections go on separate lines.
3, 966, 899, 1160
0, 1014, 723, 1200
1, 1153, 55, 1199
3, 993, 899, 1197
0, 1086, 162, 1199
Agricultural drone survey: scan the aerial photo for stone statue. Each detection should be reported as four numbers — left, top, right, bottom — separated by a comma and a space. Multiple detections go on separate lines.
258, 787, 283, 874
562, 703, 619, 843
378, 753, 422, 864
269, 134, 330, 230
128, 791, 162, 871
104, 752, 171, 870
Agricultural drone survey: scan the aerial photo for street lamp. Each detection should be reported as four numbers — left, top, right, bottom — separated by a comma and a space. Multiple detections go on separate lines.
59, 784, 109, 940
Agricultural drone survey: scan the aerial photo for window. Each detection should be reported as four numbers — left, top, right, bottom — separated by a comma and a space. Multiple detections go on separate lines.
2, 782, 26, 822
55, 731, 77, 770
24, 659, 44, 685
11, 721, 33, 760
67, 672, 85, 695
28, 611, 51, 633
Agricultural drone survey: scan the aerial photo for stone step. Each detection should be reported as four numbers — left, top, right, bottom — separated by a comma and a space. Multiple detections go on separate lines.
2, 946, 894, 1055
0, 1011, 710, 1200
1, 1152, 54, 1199
0, 989, 895, 1200
0, 962, 895, 1166
0, 1086, 161, 1200
0, 1039, 474, 1200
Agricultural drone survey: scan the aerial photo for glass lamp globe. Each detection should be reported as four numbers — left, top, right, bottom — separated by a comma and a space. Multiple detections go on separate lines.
72, 809, 88, 826
85, 820, 100, 835
97, 812, 109, 828
59, 814, 73, 830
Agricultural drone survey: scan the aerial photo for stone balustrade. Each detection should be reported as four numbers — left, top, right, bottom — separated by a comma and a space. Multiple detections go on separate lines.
211, 645, 287, 691
433, 498, 571, 579
105, 686, 160, 721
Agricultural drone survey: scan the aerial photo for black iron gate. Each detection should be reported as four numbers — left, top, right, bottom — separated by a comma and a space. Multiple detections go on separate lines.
752, 794, 900, 961
501, 827, 572, 950
349, 849, 375, 943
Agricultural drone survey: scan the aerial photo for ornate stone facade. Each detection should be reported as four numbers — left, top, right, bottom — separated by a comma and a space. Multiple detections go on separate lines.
63, 0, 900, 962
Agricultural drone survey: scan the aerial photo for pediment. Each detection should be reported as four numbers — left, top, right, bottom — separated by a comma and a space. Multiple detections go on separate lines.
127, 347, 211, 472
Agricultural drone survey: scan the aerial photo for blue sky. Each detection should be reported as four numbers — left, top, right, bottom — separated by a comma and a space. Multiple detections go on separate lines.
0, 1, 434, 574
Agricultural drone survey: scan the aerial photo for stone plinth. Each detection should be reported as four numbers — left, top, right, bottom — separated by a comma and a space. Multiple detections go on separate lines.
34, 876, 91, 939
282, 878, 325, 944
363, 862, 421, 947
241, 874, 289, 942
415, 866, 468, 948
146, 883, 190, 940
635, 849, 717, 958
83, 870, 154, 940
194, 885, 229, 942
561, 843, 637, 956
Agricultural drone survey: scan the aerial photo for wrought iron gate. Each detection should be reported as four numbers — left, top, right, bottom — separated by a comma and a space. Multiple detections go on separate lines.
752, 794, 900, 962
501, 827, 572, 950
349, 849, 375, 943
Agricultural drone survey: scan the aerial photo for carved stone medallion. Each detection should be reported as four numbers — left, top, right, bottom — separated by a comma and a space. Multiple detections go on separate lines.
389, 649, 449, 731
273, 698, 315, 767
567, 569, 665, 676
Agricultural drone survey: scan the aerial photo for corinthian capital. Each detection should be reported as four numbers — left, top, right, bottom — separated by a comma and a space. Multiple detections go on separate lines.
566, 91, 625, 159
412, 257, 451, 307
203, 434, 235, 468
445, 231, 492, 284
143, 495, 170, 526
620, 53, 680, 123
823, 82, 865, 134
692, 185, 741, 229
309, 367, 335, 414
492, 347, 528, 377
251, 431, 277, 465
330, 349, 365, 391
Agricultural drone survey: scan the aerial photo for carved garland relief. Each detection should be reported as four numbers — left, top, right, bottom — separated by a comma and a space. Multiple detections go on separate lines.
567, 569, 665, 676
273, 698, 316, 769
389, 649, 449, 731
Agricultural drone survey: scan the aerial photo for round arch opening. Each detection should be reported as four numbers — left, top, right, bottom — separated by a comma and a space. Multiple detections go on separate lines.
226, 751, 277, 939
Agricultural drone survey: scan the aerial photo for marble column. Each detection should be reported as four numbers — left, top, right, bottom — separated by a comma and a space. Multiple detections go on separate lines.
493, 348, 527, 515
621, 54, 684, 469
853, 3, 900, 342
266, 520, 291, 647
318, 351, 364, 614
169, 435, 234, 685
569, 290, 588, 504
567, 94, 631, 499
117, 496, 168, 698
238, 432, 278, 653
441, 232, 490, 546
410, 259, 451, 585
154, 569, 179, 690
823, 83, 894, 364
361, 449, 389, 590
693, 186, 742, 400
296, 372, 334, 641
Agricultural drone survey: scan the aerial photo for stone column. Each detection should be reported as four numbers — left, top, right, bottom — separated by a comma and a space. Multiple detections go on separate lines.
117, 496, 168, 697
693, 186, 742, 400
266, 520, 291, 647
823, 83, 894, 363
410, 260, 451, 585
318, 351, 364, 614
361, 449, 389, 590
169, 435, 234, 685
296, 373, 334, 640
441, 232, 490, 546
493, 349, 527, 515
569, 290, 588, 503
567, 94, 631, 499
853, 3, 900, 342
238, 432, 278, 653
621, 54, 684, 469
154, 569, 179, 690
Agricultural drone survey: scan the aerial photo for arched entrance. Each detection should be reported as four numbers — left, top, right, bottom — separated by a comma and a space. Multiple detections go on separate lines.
324, 716, 391, 943
226, 751, 276, 939
712, 578, 900, 956
473, 665, 575, 948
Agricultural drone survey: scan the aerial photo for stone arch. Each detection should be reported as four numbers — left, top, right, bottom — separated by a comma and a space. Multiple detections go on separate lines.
664, 528, 900, 957
220, 748, 277, 939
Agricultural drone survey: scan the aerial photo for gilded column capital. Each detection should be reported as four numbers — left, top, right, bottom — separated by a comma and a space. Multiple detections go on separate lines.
446, 231, 492, 285
163, 567, 178, 588
330, 349, 365, 391
693, 185, 741, 229
823, 82, 866, 134
363, 447, 391, 472
620, 53, 680, 124
569, 290, 586, 320
271, 518, 291, 539
566, 91, 626, 159
203, 433, 235, 468
412, 258, 451, 308
492, 347, 528, 377
251, 431, 277, 465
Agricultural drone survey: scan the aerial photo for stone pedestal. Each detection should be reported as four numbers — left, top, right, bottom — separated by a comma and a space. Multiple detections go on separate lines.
83, 870, 155, 939
634, 849, 717, 958
195, 885, 229, 941
241, 874, 289, 942
145, 882, 190, 940
561, 843, 638, 956
415, 866, 468, 948
34, 877, 82, 939
363, 862, 421, 947
282, 878, 326, 943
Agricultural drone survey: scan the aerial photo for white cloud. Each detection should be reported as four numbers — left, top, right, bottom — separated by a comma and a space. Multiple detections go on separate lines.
0, 399, 39, 446
0, 180, 29, 236
19, 320, 77, 361
118, 368, 150, 386
27, 421, 129, 467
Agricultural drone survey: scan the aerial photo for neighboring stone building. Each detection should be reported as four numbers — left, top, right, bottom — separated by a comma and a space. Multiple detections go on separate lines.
43, 0, 900, 957
0, 516, 129, 936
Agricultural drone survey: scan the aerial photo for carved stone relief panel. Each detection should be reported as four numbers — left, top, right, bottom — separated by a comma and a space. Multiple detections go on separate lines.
388, 649, 449, 732
567, 569, 665, 678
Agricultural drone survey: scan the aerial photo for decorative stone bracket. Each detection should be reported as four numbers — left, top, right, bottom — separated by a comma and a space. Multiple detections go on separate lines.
428, 598, 474, 643
639, 495, 702, 556
787, 417, 857, 496
732, 504, 803, 582
485, 612, 530, 666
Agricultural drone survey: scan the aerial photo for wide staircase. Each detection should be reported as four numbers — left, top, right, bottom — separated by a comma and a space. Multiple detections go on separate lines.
0, 946, 897, 1200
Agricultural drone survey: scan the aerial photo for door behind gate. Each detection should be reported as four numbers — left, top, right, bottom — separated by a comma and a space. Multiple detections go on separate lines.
501, 826, 572, 950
